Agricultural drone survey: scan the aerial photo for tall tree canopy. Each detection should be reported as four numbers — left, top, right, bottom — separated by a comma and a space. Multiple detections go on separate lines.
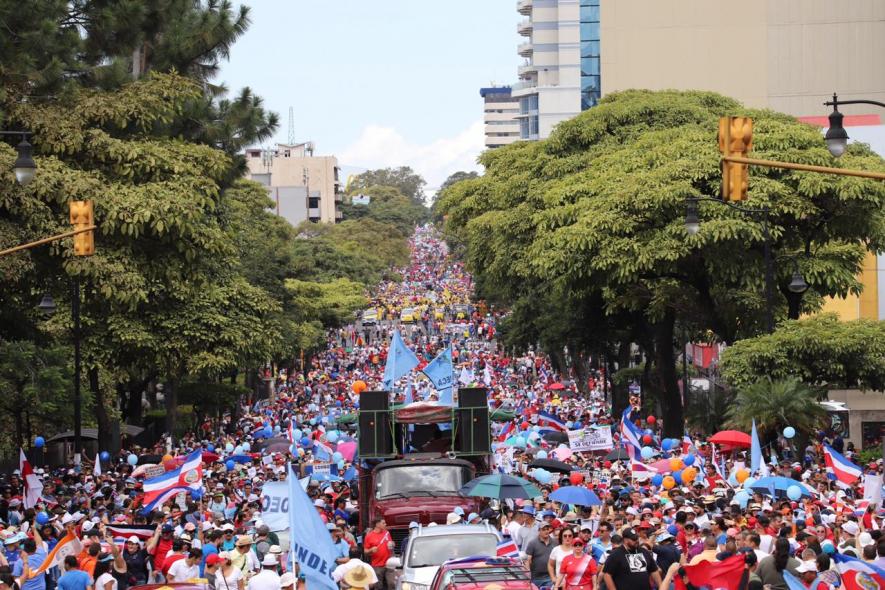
347, 166, 427, 205
438, 90, 885, 436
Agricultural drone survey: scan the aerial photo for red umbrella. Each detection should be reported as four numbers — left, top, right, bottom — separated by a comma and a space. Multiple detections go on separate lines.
709, 430, 751, 448
202, 451, 220, 464
546, 382, 566, 391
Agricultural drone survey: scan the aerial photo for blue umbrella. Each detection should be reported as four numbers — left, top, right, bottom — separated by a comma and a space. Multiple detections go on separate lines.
549, 486, 602, 507
748, 476, 814, 499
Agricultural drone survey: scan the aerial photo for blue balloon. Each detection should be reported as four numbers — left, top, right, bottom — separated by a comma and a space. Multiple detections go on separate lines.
641, 446, 654, 460
673, 470, 684, 485
644, 429, 653, 435
99, 451, 110, 462
734, 490, 750, 508
241, 442, 251, 452
207, 443, 215, 452
536, 450, 548, 459
225, 443, 234, 453
225, 460, 235, 470
332, 452, 343, 463
337, 459, 345, 470
327, 431, 339, 444
127, 454, 138, 465
234, 446, 243, 455
36, 512, 49, 525
573, 422, 582, 429
293, 429, 303, 441
783, 426, 796, 439
300, 437, 311, 447
566, 421, 574, 429
273, 425, 281, 434
514, 436, 527, 448
263, 427, 273, 439
309, 418, 317, 426
786, 485, 802, 501
661, 439, 673, 451
683, 454, 695, 466
34, 436, 45, 448
190, 488, 204, 501
533, 468, 552, 484
651, 474, 664, 487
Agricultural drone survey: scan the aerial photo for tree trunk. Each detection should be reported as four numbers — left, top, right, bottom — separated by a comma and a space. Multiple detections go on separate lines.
573, 350, 590, 395
611, 341, 632, 418
89, 366, 113, 452
13, 401, 23, 450
127, 386, 143, 424
164, 380, 177, 439
653, 311, 684, 438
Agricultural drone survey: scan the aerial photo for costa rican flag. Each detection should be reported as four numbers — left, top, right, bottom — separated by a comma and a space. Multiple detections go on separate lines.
497, 421, 516, 442
832, 553, 885, 590
823, 444, 862, 485
620, 408, 643, 460
631, 458, 657, 480
496, 539, 520, 558
141, 450, 202, 514
105, 524, 155, 541
538, 411, 567, 432
287, 420, 296, 443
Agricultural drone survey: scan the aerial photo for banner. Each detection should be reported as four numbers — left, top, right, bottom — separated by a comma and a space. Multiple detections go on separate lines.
568, 427, 613, 452
864, 474, 883, 506
287, 464, 339, 590
259, 481, 289, 532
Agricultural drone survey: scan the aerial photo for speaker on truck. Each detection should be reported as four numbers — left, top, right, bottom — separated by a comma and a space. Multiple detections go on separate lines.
455, 387, 490, 455
358, 390, 394, 458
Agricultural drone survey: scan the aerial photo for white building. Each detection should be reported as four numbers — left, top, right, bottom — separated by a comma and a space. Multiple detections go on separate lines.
480, 86, 521, 148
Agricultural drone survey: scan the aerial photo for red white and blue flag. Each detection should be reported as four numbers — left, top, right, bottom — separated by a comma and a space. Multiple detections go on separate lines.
141, 450, 202, 514
620, 408, 643, 460
496, 538, 520, 558
823, 444, 862, 486
538, 411, 567, 432
833, 553, 885, 590
631, 458, 657, 478
497, 421, 516, 442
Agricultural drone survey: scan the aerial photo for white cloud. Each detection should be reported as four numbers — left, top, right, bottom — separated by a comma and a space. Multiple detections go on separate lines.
339, 120, 485, 196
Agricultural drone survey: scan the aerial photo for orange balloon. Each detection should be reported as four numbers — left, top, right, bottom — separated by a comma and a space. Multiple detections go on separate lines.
736, 468, 749, 483
162, 454, 173, 462
663, 476, 676, 490
682, 467, 697, 483
352, 380, 367, 394
669, 458, 683, 472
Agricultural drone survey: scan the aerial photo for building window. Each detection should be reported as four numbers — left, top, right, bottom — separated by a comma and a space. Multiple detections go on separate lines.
581, 57, 599, 76
529, 115, 539, 137
580, 22, 599, 41
580, 0, 601, 112
519, 118, 530, 139
581, 41, 600, 58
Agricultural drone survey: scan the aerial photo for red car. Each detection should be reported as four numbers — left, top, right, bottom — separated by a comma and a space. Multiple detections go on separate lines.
429, 557, 536, 590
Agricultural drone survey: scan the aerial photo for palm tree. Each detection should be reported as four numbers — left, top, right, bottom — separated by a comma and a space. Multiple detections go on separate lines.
724, 377, 827, 448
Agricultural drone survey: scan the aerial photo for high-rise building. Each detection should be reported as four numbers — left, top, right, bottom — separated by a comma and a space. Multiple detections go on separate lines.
480, 86, 521, 149
245, 142, 342, 225
512, 0, 601, 141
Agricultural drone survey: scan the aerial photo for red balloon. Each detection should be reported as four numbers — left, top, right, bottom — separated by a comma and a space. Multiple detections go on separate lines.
642, 434, 653, 444
569, 472, 584, 485
520, 421, 530, 430
647, 416, 656, 425
603, 460, 612, 469
552, 483, 560, 490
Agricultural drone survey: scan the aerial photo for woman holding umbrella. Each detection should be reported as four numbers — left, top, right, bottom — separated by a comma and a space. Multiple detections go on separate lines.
555, 539, 598, 590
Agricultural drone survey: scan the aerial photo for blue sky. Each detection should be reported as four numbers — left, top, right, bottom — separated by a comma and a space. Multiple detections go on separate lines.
221, 1, 521, 189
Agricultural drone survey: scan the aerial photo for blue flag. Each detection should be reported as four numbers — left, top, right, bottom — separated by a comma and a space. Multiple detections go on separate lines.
287, 464, 338, 590
403, 379, 414, 405
750, 419, 769, 477
423, 345, 454, 406
382, 332, 420, 390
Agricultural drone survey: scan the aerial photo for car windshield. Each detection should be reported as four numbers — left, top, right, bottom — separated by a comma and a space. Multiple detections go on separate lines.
376, 464, 471, 498
406, 534, 499, 568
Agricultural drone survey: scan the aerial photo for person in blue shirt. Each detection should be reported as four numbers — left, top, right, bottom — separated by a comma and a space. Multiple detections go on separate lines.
14, 536, 48, 590
56, 556, 92, 590
328, 524, 350, 565
200, 530, 221, 576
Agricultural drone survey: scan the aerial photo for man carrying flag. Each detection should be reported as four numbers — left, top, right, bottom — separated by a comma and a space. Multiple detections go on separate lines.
141, 450, 202, 514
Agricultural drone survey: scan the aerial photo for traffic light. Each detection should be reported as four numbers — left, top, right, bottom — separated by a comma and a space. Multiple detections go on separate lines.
718, 116, 753, 202
69, 200, 95, 256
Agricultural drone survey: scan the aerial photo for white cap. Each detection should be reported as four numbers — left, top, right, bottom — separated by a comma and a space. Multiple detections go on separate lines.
61, 514, 74, 525
81, 521, 95, 532
261, 554, 278, 567
127, 536, 141, 545
202, 522, 215, 532
842, 521, 859, 536
313, 499, 325, 508
279, 573, 296, 587
221, 523, 235, 531
796, 560, 817, 574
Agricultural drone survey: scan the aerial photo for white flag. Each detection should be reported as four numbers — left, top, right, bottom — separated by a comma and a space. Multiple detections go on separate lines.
94, 453, 102, 478
20, 449, 43, 509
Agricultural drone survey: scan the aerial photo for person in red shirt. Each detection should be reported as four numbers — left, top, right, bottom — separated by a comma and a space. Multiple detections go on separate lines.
363, 519, 392, 589
146, 523, 175, 580
557, 540, 598, 590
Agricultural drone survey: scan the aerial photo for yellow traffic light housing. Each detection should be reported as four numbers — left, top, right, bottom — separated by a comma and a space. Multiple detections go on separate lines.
718, 116, 753, 202
69, 200, 95, 256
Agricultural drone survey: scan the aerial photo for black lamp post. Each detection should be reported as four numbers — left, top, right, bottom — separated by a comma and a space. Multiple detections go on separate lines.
1, 131, 36, 186
823, 93, 885, 158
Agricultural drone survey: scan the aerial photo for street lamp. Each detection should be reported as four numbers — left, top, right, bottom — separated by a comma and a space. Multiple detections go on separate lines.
1, 131, 36, 186
37, 293, 56, 315
823, 93, 885, 158
684, 200, 700, 236
787, 265, 809, 294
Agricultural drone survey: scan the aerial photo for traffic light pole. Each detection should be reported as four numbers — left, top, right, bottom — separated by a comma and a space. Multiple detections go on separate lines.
0, 225, 96, 258
722, 156, 885, 181
72, 277, 82, 464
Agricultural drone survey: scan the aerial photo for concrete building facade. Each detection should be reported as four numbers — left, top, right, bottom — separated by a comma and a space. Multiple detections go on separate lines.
245, 142, 342, 225
480, 86, 521, 148
512, 0, 601, 140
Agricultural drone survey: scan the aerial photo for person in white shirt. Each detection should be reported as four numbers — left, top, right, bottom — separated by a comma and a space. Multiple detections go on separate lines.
247, 555, 281, 590
167, 549, 202, 583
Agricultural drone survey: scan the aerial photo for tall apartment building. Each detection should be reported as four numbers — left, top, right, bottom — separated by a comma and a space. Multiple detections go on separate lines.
245, 142, 342, 225
513, 0, 600, 140
480, 86, 521, 148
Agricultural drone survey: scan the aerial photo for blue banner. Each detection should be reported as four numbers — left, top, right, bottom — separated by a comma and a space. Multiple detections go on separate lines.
287, 464, 338, 590
382, 332, 420, 390
423, 345, 454, 405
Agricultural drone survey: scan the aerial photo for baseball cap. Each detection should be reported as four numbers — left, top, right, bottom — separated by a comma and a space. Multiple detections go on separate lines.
621, 527, 639, 541
313, 499, 325, 508
206, 554, 223, 566
520, 505, 536, 516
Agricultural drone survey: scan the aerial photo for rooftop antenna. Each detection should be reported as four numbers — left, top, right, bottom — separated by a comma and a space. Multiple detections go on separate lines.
288, 106, 296, 145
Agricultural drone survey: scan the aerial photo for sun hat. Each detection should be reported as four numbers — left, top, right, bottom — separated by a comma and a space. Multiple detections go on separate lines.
279, 573, 296, 587
261, 554, 278, 567
343, 565, 373, 589
235, 535, 253, 547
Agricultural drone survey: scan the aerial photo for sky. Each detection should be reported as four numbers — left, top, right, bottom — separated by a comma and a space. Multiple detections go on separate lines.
220, 1, 521, 191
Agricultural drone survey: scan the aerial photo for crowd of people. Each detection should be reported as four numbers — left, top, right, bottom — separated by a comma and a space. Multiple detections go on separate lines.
0, 225, 880, 590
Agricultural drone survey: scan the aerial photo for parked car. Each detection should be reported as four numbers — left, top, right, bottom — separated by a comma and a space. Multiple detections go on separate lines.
431, 557, 536, 590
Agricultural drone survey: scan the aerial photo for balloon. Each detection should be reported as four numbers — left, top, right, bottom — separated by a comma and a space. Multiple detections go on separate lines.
263, 427, 274, 439
673, 470, 683, 485
734, 490, 750, 508
514, 436, 527, 448
36, 512, 49, 525
641, 446, 654, 460
566, 421, 574, 429
234, 446, 243, 455
536, 450, 548, 459
337, 459, 345, 470
225, 460, 235, 470
225, 443, 234, 453
569, 472, 584, 485
533, 469, 552, 484
273, 425, 281, 433
603, 460, 612, 469
669, 458, 683, 472
162, 454, 173, 462
682, 467, 697, 483
573, 422, 582, 429
783, 426, 796, 439
34, 436, 45, 448
651, 474, 664, 487
127, 454, 138, 465
644, 429, 653, 436
332, 452, 343, 463
642, 434, 653, 445
647, 416, 656, 425
662, 476, 676, 490
683, 454, 695, 466
744, 477, 756, 489
242, 442, 251, 452
735, 469, 749, 484
190, 488, 204, 501
352, 380, 367, 394
99, 451, 110, 462
786, 485, 802, 501
326, 431, 339, 444
207, 444, 215, 452
300, 437, 311, 447
293, 428, 303, 441
520, 421, 530, 430
309, 418, 317, 426
661, 439, 673, 451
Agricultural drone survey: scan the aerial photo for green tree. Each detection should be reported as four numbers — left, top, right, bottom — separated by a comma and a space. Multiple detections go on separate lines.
720, 314, 885, 391
438, 90, 885, 437
724, 377, 827, 447
439, 170, 479, 193
347, 167, 427, 204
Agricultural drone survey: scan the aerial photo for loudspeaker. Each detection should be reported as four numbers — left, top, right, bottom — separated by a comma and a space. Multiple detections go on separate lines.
456, 387, 490, 455
358, 391, 393, 458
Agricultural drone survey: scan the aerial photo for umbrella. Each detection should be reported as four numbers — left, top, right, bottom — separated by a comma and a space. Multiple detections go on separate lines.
336, 441, 358, 462
549, 486, 602, 506
748, 476, 815, 499
528, 458, 574, 473
605, 447, 631, 462
490, 407, 517, 422
546, 383, 566, 391
709, 430, 751, 448
255, 437, 292, 452
542, 431, 568, 444
459, 474, 542, 500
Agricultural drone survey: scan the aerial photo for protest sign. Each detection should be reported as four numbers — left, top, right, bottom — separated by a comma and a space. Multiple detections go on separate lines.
568, 427, 613, 452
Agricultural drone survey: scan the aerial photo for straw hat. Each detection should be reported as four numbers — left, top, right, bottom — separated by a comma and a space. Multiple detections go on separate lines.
344, 565, 373, 589
235, 535, 253, 547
